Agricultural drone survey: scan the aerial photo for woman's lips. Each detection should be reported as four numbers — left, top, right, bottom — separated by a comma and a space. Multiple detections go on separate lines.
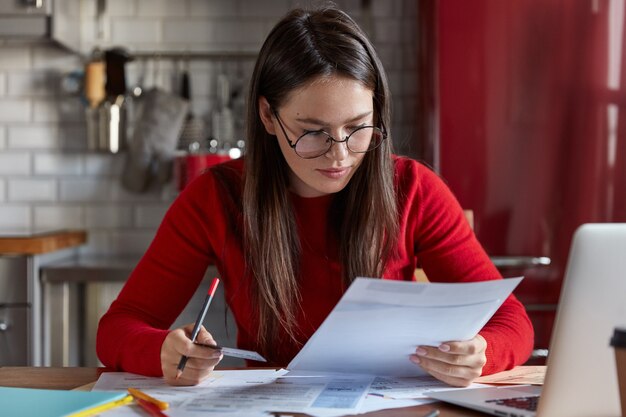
317, 167, 351, 179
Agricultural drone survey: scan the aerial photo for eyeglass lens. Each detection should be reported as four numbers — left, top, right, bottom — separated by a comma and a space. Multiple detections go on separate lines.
295, 127, 384, 158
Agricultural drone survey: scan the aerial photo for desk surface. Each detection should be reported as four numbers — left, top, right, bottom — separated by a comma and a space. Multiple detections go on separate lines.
0, 367, 487, 417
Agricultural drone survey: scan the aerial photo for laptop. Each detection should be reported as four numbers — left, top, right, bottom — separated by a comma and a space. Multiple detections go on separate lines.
429, 223, 626, 417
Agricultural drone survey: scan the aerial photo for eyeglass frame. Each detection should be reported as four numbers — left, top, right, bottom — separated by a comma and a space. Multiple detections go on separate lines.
271, 109, 388, 159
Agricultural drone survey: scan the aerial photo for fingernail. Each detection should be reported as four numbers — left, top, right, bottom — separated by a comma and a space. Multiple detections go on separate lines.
415, 347, 427, 356
438, 344, 450, 352
411, 355, 421, 364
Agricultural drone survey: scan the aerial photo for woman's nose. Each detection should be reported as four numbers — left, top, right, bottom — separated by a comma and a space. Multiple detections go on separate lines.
325, 137, 349, 161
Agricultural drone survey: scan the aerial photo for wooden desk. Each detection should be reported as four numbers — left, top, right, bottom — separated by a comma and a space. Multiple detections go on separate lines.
0, 367, 486, 417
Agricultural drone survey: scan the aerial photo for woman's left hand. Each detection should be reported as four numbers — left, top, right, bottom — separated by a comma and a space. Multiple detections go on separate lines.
410, 334, 487, 387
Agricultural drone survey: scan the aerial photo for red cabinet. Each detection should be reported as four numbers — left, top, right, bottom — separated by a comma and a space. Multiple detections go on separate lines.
432, 0, 626, 357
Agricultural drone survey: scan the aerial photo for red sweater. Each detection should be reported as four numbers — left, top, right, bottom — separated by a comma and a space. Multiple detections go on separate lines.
97, 156, 533, 376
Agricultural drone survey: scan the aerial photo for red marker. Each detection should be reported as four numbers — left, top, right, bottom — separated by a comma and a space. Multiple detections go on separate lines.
176, 277, 220, 379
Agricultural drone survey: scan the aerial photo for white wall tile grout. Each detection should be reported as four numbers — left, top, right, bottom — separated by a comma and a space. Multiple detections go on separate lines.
0, 125, 6, 148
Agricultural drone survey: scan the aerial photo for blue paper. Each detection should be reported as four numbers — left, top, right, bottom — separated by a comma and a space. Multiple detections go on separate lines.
0, 387, 127, 417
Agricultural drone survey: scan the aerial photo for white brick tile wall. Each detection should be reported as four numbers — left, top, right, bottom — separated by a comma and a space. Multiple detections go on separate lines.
0, 206, 31, 229
79, 16, 104, 46
386, 70, 401, 97
162, 20, 267, 47
0, 99, 31, 122
0, 153, 30, 175
34, 154, 83, 176
137, 0, 187, 17
85, 205, 133, 228
402, 97, 416, 124
7, 71, 60, 96
188, 0, 237, 17
111, 20, 160, 44
32, 98, 83, 122
401, 43, 418, 70
34, 205, 83, 229
189, 71, 215, 98
162, 20, 211, 44
111, 182, 165, 203
60, 124, 88, 150
189, 96, 213, 119
80, 0, 97, 17
134, 204, 169, 228
77, 230, 110, 256
403, 1, 418, 17
7, 125, 60, 149
0, 47, 31, 69
8, 179, 57, 202
60, 178, 114, 202
106, 0, 137, 16
375, 48, 396, 71
316, 0, 362, 17
217, 20, 268, 45
400, 72, 416, 97
108, 230, 156, 255
0, 2, 417, 255
32, 46, 83, 70
372, 0, 398, 17
83, 154, 124, 176
375, 19, 403, 44
238, 0, 289, 18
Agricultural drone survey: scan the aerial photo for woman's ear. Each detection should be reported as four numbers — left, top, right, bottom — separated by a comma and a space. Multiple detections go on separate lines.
258, 96, 277, 135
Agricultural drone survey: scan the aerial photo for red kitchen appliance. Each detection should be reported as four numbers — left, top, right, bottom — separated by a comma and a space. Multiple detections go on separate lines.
174, 153, 231, 192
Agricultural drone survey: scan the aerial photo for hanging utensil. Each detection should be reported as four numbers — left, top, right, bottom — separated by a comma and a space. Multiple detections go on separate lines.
177, 61, 206, 152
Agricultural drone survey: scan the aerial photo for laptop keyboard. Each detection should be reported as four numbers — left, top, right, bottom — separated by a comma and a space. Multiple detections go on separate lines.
486, 395, 539, 411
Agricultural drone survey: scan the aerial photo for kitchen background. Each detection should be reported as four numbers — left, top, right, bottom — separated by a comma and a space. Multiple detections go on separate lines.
0, 0, 419, 251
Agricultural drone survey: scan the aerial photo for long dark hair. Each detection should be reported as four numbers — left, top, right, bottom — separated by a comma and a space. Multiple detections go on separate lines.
243, 5, 398, 353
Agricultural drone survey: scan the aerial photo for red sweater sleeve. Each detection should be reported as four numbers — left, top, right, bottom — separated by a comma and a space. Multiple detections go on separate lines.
401, 159, 534, 375
96, 172, 224, 376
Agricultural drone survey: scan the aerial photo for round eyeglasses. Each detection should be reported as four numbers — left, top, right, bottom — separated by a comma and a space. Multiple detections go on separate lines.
272, 110, 387, 159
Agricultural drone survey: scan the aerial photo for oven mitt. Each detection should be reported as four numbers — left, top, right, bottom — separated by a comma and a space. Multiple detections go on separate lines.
121, 88, 189, 192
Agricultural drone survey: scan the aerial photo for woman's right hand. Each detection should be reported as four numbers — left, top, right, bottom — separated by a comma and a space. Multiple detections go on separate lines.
161, 324, 223, 386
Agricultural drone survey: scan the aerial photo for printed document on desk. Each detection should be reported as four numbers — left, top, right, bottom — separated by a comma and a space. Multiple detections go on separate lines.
94, 370, 372, 417
288, 276, 523, 377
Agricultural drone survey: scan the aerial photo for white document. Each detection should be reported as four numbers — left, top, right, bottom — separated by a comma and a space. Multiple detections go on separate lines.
288, 276, 523, 377
355, 376, 488, 416
92, 370, 372, 416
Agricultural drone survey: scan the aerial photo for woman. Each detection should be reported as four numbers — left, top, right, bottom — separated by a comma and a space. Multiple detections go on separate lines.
97, 5, 533, 387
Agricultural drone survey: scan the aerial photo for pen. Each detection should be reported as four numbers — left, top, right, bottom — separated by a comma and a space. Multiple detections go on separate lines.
128, 387, 169, 410
176, 277, 220, 379
368, 392, 395, 400
66, 394, 133, 417
422, 410, 440, 417
136, 397, 170, 417
193, 341, 223, 350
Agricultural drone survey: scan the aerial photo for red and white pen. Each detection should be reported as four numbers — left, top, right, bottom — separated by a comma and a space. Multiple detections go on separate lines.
175, 277, 220, 379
